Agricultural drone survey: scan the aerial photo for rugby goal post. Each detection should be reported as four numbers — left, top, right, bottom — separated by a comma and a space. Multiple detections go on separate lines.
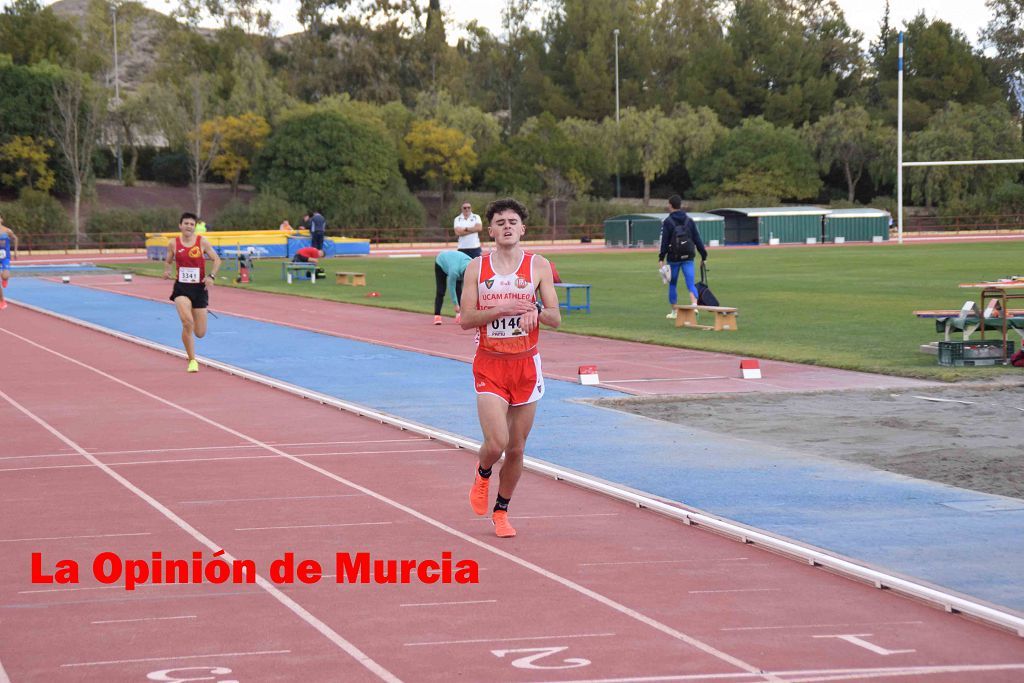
897, 31, 1024, 243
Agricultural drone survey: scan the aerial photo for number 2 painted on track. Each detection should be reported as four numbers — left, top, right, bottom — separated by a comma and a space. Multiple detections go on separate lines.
146, 666, 238, 682
491, 646, 591, 670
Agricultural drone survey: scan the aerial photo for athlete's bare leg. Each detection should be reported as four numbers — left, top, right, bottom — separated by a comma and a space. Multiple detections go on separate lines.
174, 296, 197, 360
193, 308, 208, 339
476, 394, 536, 499
499, 402, 537, 499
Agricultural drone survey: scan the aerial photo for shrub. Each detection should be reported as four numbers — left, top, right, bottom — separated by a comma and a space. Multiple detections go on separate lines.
212, 193, 307, 231
151, 151, 191, 186
85, 206, 180, 245
0, 187, 71, 239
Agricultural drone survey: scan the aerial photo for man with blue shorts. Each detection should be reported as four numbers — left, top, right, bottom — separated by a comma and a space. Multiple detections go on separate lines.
658, 195, 707, 319
0, 214, 17, 311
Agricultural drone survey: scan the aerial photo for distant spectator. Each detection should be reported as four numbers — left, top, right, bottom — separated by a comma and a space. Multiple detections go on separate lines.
292, 247, 324, 264
433, 250, 472, 325
195, 219, 207, 234
453, 202, 483, 258
279, 219, 294, 232
309, 209, 326, 251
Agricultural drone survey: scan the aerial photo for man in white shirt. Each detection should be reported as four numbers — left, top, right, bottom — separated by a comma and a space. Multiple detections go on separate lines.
453, 202, 483, 258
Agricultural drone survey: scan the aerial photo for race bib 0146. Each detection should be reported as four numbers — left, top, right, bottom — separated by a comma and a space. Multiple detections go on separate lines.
487, 315, 525, 338
178, 267, 201, 283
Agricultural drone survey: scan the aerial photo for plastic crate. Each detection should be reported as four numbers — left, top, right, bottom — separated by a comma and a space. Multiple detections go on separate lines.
937, 340, 1015, 367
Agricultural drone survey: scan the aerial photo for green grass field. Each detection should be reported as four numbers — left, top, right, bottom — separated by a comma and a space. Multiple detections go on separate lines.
120, 241, 1024, 380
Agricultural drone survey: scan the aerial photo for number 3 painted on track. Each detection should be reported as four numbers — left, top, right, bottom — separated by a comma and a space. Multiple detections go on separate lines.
491, 646, 591, 670
146, 667, 238, 682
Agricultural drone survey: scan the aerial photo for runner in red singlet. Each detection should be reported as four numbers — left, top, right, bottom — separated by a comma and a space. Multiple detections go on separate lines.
163, 212, 221, 373
460, 198, 561, 537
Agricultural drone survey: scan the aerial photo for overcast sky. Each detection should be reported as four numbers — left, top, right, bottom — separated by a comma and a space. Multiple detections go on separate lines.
61, 0, 995, 47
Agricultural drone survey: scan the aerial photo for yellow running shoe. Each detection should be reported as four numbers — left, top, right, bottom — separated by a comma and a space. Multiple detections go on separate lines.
469, 471, 490, 515
492, 510, 516, 538
187, 359, 199, 373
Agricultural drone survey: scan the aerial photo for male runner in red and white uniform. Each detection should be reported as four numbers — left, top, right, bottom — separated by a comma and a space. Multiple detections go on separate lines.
460, 198, 561, 537
163, 212, 221, 373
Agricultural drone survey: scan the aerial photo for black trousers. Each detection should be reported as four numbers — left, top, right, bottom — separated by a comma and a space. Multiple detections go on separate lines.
434, 263, 464, 315
458, 247, 482, 259
310, 232, 325, 250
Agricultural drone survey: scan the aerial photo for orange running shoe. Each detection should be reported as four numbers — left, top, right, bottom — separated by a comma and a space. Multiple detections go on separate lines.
0, 300, 6, 310
469, 471, 490, 515
433, 315, 443, 325
492, 510, 516, 538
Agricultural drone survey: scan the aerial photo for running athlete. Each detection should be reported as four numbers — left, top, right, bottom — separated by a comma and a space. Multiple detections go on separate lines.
0, 214, 17, 311
460, 198, 561, 537
163, 212, 221, 373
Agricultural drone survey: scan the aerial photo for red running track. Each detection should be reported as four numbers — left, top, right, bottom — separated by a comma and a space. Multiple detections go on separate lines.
2, 301, 1024, 681
64, 273, 932, 396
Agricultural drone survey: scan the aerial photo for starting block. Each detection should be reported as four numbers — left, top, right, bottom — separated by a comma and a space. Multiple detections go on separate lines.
123, 273, 133, 282
740, 359, 762, 379
61, 276, 70, 284
578, 365, 600, 385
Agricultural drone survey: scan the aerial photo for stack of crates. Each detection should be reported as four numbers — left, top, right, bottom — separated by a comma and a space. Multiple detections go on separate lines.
937, 340, 1015, 366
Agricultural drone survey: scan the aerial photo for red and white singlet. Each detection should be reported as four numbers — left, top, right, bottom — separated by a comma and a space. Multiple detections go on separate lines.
476, 251, 539, 357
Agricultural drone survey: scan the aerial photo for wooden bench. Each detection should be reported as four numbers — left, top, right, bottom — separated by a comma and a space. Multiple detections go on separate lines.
282, 262, 317, 284
553, 283, 591, 314
673, 304, 739, 331
335, 271, 366, 286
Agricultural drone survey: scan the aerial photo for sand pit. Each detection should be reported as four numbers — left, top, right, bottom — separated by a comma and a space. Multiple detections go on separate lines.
598, 380, 1024, 500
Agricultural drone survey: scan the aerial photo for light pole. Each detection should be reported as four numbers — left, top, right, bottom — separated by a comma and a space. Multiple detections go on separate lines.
613, 28, 620, 198
112, 4, 123, 182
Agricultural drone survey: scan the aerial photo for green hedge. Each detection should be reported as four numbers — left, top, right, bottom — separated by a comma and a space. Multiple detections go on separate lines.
212, 194, 308, 230
86, 206, 180, 243
0, 188, 72, 238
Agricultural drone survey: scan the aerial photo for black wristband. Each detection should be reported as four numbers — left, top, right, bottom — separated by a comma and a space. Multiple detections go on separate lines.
535, 301, 543, 315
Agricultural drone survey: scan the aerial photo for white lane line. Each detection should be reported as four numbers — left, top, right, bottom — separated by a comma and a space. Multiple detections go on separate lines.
689, 588, 780, 594
0, 532, 151, 543
582, 558, 748, 567
236, 522, 393, 531
0, 452, 78, 461
92, 615, 197, 624
530, 663, 1024, 683
406, 632, 616, 647
0, 394, 399, 681
0, 656, 10, 683
400, 599, 497, 608
0, 448, 459, 473
61, 649, 291, 668
21, 585, 132, 595
179, 493, 364, 505
720, 620, 923, 632
476, 513, 619, 521
1, 438, 432, 461
1, 327, 774, 683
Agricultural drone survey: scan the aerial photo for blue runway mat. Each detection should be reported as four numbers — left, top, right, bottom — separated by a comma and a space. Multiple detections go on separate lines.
9, 278, 1024, 611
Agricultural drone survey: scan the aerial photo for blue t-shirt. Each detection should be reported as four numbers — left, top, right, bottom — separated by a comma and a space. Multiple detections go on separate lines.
0, 231, 10, 266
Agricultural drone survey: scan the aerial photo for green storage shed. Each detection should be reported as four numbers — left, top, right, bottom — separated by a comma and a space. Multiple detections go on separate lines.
824, 208, 890, 242
603, 214, 666, 248
604, 212, 725, 248
709, 206, 829, 244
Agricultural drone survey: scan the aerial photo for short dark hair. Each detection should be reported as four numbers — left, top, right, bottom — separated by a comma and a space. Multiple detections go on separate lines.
486, 197, 528, 224
668, 195, 683, 210
180, 212, 198, 224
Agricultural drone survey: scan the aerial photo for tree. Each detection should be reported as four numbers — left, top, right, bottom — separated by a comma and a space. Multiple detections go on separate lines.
0, 0, 79, 66
982, 0, 1024, 115
905, 103, 1024, 208
0, 135, 56, 192
691, 117, 821, 201
402, 120, 477, 199
806, 102, 890, 201
50, 72, 106, 248
201, 112, 271, 194
253, 108, 405, 216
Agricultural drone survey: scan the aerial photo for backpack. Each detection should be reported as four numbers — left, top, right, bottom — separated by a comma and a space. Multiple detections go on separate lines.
1010, 348, 1024, 368
667, 217, 696, 262
696, 260, 719, 306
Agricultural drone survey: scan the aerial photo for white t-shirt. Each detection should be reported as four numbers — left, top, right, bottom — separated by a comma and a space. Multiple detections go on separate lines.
453, 212, 482, 250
